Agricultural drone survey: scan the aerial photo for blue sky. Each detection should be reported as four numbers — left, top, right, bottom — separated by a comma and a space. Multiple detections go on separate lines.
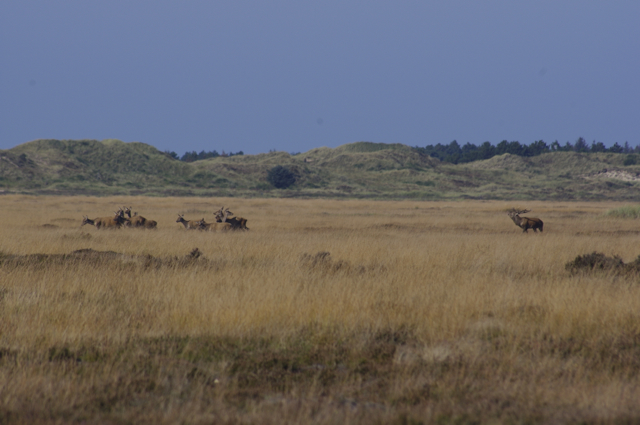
1, 1, 639, 154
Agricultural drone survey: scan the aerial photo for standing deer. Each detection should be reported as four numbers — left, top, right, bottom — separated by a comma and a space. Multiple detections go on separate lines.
115, 207, 132, 227
176, 214, 199, 230
507, 208, 544, 233
81, 211, 126, 229
214, 207, 249, 230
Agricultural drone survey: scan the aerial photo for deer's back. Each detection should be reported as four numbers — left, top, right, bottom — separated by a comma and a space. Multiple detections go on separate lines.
95, 217, 121, 228
228, 217, 248, 229
522, 216, 543, 229
144, 220, 157, 229
130, 216, 147, 226
203, 222, 231, 232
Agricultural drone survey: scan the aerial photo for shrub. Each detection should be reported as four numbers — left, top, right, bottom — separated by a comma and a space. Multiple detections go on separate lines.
267, 166, 296, 189
565, 251, 640, 276
565, 252, 624, 274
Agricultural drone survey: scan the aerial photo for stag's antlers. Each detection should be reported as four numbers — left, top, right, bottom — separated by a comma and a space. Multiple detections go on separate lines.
507, 208, 530, 215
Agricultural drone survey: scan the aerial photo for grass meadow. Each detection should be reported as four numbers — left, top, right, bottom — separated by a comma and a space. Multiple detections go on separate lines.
1, 195, 640, 424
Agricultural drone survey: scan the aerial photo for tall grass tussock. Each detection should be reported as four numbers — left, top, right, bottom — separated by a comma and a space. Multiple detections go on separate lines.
1, 196, 640, 423
605, 204, 640, 219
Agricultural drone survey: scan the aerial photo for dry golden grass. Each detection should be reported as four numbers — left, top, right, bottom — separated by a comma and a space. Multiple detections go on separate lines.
2, 195, 640, 424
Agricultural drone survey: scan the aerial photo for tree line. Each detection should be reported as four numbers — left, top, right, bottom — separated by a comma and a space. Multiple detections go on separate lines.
164, 137, 639, 166
164, 149, 244, 162
416, 138, 638, 164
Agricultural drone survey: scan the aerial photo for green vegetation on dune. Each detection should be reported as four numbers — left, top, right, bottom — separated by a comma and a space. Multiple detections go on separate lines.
1, 139, 191, 193
2, 139, 640, 200
337, 141, 409, 153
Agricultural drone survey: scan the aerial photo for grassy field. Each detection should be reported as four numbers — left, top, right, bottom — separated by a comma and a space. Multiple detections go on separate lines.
2, 196, 640, 424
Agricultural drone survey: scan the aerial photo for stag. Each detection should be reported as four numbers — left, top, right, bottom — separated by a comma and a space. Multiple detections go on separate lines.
195, 218, 231, 232
81, 211, 126, 229
214, 207, 249, 230
115, 207, 132, 227
507, 208, 544, 233
176, 214, 199, 230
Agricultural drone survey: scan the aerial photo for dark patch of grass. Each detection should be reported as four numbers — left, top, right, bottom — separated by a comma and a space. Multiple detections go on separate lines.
565, 251, 640, 276
300, 251, 386, 277
415, 181, 434, 186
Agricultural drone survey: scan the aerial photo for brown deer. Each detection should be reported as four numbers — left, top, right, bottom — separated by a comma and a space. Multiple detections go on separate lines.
214, 207, 249, 230
507, 208, 544, 233
81, 211, 126, 229
141, 216, 158, 229
195, 218, 231, 232
115, 207, 132, 227
81, 216, 96, 227
176, 214, 199, 230
122, 207, 156, 228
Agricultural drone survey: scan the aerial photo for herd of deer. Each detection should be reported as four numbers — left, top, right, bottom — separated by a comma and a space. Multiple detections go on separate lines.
176, 207, 248, 231
81, 206, 157, 229
81, 205, 541, 233
81, 206, 248, 231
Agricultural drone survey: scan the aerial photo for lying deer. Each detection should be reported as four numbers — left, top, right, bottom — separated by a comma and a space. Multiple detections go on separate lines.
122, 206, 156, 229
507, 208, 544, 233
195, 218, 231, 232
176, 214, 199, 230
214, 207, 249, 230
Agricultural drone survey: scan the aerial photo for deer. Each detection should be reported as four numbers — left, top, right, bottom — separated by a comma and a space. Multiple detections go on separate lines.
141, 216, 158, 229
176, 214, 200, 230
81, 211, 126, 229
122, 206, 156, 228
214, 207, 249, 230
507, 208, 544, 233
115, 207, 132, 227
195, 218, 232, 232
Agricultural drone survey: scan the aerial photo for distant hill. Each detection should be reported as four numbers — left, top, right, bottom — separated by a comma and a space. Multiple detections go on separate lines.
1, 139, 639, 200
